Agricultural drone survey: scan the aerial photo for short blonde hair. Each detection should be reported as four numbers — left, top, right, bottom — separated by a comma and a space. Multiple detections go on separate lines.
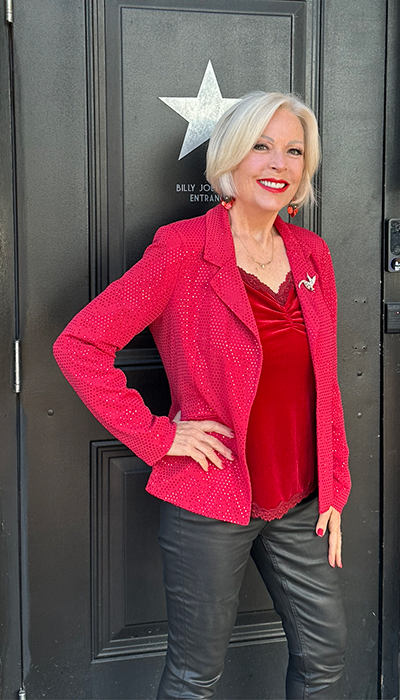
206, 91, 320, 208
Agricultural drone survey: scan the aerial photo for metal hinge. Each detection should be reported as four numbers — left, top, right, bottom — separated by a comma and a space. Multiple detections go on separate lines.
14, 339, 20, 393
18, 689, 27, 700
5, 0, 13, 24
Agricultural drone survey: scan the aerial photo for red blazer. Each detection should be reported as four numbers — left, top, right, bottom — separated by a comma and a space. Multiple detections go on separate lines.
54, 204, 350, 525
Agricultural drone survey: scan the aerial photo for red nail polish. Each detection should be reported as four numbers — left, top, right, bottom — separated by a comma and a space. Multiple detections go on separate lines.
317, 528, 324, 537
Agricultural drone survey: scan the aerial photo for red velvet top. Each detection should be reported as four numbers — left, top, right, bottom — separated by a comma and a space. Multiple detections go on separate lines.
239, 268, 317, 521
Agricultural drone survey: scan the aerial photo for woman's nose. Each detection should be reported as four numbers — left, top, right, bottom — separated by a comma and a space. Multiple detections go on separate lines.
269, 150, 286, 170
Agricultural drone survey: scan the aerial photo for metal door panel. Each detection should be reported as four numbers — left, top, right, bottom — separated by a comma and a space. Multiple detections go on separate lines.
320, 1, 386, 696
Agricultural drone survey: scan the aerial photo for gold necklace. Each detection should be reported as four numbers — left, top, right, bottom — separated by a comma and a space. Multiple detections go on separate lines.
234, 231, 275, 269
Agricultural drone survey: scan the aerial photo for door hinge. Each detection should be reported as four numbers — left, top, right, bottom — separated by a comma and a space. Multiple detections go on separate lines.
5, 0, 13, 24
18, 689, 27, 700
14, 339, 21, 393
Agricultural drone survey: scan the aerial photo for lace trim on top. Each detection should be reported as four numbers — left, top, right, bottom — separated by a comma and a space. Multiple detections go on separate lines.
239, 268, 294, 306
251, 483, 317, 522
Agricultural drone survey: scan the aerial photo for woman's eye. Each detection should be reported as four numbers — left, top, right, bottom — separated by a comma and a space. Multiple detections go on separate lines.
253, 142, 269, 151
288, 148, 304, 156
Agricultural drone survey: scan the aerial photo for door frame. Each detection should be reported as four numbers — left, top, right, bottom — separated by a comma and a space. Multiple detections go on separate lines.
381, 0, 400, 697
0, 3, 23, 698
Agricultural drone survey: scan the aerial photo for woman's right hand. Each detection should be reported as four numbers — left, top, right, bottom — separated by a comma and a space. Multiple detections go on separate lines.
166, 420, 235, 472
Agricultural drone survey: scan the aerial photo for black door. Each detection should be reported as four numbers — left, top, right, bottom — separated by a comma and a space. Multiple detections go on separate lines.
0, 0, 396, 698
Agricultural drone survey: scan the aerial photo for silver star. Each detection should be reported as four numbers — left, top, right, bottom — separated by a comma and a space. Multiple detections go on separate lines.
159, 60, 239, 160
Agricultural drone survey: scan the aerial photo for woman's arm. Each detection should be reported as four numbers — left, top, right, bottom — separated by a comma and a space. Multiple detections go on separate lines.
318, 239, 351, 512
53, 225, 184, 465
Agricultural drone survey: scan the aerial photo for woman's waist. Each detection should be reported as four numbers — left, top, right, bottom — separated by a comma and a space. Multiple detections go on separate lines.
169, 403, 228, 425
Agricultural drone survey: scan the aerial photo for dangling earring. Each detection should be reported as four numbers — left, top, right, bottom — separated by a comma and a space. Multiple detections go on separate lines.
287, 201, 298, 217
221, 196, 235, 210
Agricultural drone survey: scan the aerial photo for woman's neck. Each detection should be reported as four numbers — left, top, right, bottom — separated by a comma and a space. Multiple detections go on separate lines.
228, 203, 279, 244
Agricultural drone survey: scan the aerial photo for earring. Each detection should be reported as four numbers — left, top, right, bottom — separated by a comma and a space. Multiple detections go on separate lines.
221, 196, 235, 210
287, 202, 298, 217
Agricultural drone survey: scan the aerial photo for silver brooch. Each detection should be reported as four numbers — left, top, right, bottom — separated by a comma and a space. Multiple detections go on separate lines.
298, 274, 316, 292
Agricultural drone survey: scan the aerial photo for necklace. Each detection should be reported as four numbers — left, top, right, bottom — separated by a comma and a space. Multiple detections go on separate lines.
234, 230, 275, 269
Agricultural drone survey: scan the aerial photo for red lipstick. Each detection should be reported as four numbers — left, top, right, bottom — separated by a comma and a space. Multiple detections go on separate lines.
257, 178, 289, 193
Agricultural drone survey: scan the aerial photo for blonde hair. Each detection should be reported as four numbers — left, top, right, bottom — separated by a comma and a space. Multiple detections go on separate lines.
206, 91, 320, 208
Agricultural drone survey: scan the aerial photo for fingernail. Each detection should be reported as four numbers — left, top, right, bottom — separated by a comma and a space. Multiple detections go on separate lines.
229, 432, 235, 437
338, 562, 343, 569
317, 528, 324, 537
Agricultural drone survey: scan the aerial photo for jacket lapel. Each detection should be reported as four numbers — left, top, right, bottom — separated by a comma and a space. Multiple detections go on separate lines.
274, 216, 320, 358
204, 205, 260, 342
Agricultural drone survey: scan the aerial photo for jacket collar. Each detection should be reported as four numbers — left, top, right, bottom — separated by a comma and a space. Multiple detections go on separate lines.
203, 204, 320, 354
204, 203, 235, 266
204, 203, 313, 268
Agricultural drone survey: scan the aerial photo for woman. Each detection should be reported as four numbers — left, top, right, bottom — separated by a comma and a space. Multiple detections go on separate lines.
54, 92, 350, 699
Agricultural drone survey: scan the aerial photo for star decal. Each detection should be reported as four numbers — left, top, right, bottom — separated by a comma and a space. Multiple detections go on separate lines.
159, 60, 239, 160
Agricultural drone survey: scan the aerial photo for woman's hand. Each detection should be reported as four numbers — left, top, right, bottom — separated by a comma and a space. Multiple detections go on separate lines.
166, 419, 235, 472
315, 507, 342, 568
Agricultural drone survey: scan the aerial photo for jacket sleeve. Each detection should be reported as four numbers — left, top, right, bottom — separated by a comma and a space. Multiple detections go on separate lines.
319, 239, 351, 512
53, 225, 185, 465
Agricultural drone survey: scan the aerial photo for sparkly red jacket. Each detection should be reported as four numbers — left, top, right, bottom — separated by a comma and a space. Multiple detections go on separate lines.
53, 204, 350, 525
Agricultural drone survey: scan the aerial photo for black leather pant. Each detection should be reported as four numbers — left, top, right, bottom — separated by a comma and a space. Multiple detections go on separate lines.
157, 494, 346, 700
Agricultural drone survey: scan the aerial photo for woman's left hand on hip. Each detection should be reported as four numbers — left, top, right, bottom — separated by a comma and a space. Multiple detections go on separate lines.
315, 507, 342, 569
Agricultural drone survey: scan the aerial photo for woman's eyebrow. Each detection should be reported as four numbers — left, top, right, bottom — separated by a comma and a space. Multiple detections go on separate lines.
259, 134, 304, 145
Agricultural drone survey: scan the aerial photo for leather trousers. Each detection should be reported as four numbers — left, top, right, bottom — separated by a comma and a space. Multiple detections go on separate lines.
157, 493, 346, 700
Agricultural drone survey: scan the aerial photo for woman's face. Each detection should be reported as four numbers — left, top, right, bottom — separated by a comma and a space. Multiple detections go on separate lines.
232, 108, 305, 215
